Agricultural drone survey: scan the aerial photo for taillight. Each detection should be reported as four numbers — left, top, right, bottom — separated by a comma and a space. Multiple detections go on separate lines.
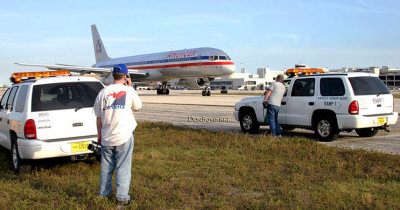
24, 119, 37, 139
348, 100, 359, 115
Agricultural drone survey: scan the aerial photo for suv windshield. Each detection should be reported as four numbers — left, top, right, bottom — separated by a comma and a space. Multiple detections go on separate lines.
32, 82, 103, 112
349, 77, 390, 96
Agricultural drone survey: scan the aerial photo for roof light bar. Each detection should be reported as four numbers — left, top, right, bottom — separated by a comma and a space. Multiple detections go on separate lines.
10, 71, 71, 83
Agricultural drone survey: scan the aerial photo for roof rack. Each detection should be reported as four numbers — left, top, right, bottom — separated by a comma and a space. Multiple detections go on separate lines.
10, 71, 71, 84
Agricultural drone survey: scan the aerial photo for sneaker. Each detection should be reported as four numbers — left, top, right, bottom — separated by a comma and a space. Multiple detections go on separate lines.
116, 200, 131, 208
278, 135, 282, 139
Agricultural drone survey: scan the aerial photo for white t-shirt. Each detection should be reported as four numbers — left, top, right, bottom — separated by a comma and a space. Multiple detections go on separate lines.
94, 84, 142, 146
267, 81, 285, 107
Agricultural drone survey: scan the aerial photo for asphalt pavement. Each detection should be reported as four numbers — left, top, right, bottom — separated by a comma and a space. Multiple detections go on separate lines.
135, 89, 400, 155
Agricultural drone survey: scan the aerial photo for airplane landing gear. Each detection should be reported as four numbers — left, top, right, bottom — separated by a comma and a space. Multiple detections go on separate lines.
157, 81, 170, 95
202, 85, 211, 96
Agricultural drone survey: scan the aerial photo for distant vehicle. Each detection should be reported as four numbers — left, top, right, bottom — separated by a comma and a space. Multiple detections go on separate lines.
0, 71, 104, 173
233, 73, 398, 141
237, 85, 247, 90
16, 25, 235, 96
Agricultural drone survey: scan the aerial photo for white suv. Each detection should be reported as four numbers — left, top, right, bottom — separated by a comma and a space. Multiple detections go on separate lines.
233, 73, 398, 141
0, 74, 104, 173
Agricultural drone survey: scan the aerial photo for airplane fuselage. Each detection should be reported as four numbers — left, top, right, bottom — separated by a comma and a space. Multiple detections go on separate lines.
93, 47, 235, 81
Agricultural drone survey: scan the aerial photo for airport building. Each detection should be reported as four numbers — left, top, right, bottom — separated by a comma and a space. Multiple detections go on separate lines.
169, 67, 283, 90
329, 66, 400, 89
209, 67, 284, 90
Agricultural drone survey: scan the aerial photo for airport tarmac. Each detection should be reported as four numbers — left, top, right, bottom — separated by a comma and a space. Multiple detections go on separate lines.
135, 89, 400, 155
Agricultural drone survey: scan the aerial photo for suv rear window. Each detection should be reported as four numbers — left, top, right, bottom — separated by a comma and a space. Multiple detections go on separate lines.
32, 82, 103, 112
349, 77, 390, 96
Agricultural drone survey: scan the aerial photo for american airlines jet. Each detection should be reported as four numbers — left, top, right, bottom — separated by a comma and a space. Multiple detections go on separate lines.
17, 24, 235, 95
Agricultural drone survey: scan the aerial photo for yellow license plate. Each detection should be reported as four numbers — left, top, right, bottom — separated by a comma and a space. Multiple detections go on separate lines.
71, 141, 89, 152
377, 117, 386, 125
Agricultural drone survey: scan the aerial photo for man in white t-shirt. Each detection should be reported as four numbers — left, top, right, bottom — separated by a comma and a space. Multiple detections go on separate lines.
93, 63, 142, 206
263, 74, 285, 138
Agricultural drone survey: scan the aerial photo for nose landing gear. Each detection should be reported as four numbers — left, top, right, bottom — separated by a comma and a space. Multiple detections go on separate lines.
157, 81, 170, 95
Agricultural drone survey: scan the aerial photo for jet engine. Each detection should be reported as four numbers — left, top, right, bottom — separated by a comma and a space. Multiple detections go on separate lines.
101, 74, 114, 86
177, 78, 211, 89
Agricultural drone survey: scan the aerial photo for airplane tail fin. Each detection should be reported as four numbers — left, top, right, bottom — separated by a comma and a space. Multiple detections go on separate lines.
91, 24, 111, 63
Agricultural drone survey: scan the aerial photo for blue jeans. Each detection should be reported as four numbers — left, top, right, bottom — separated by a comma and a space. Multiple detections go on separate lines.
267, 105, 282, 136
99, 135, 134, 201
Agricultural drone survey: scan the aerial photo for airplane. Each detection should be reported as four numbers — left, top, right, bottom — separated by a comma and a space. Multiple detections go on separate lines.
16, 24, 235, 95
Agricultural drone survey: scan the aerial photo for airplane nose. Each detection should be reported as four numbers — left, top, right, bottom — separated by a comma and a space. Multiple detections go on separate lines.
226, 65, 235, 74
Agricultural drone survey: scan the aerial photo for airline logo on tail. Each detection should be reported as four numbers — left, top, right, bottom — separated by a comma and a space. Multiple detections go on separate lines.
96, 40, 102, 54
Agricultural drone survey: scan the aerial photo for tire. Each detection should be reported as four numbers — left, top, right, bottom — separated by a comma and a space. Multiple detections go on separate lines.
355, 128, 378, 137
239, 109, 260, 134
314, 116, 339, 142
202, 91, 206, 96
165, 89, 169, 95
206, 91, 211, 96
11, 135, 32, 174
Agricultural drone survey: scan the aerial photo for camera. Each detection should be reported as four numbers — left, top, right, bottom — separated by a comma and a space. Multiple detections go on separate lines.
88, 141, 101, 160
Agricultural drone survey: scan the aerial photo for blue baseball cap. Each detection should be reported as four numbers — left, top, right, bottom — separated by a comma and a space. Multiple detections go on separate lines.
113, 64, 128, 75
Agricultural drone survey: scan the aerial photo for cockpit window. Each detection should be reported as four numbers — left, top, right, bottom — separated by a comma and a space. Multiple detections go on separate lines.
219, 56, 227, 60
210, 55, 230, 61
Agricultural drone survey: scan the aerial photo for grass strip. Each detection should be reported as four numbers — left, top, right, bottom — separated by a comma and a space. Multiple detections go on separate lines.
0, 121, 399, 209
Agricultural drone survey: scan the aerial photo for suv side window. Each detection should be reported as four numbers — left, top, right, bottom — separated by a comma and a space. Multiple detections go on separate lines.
320, 78, 345, 96
291, 78, 315, 97
6, 87, 19, 111
0, 88, 11, 110
15, 85, 28, 113
283, 80, 291, 97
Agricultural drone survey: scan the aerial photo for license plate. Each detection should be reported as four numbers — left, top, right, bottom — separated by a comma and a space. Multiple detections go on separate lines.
71, 141, 89, 152
377, 117, 386, 125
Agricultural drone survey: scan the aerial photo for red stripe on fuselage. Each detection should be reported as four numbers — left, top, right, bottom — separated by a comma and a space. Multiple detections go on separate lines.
127, 61, 234, 70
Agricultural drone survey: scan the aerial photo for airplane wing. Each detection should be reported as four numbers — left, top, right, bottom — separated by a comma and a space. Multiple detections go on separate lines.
15, 63, 148, 77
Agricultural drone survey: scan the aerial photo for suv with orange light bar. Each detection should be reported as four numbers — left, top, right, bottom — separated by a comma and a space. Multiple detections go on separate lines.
0, 71, 104, 173
233, 72, 398, 141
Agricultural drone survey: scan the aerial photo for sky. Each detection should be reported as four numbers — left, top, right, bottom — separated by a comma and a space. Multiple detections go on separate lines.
1, 0, 399, 85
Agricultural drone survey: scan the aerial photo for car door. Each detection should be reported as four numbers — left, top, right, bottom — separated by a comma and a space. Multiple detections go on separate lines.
0, 87, 18, 149
285, 78, 316, 126
0, 88, 11, 147
277, 79, 291, 124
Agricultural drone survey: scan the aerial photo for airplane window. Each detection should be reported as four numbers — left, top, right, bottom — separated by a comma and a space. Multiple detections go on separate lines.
219, 56, 227, 60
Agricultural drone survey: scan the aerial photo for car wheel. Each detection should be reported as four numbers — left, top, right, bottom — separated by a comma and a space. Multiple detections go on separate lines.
11, 135, 31, 174
355, 128, 378, 137
239, 110, 260, 134
314, 116, 339, 142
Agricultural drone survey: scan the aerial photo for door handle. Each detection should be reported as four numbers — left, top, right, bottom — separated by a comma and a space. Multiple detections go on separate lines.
281, 101, 286, 105
309, 102, 314, 106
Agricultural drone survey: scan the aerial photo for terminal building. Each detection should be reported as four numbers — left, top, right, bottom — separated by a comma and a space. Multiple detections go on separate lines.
209, 67, 284, 90
329, 66, 400, 89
